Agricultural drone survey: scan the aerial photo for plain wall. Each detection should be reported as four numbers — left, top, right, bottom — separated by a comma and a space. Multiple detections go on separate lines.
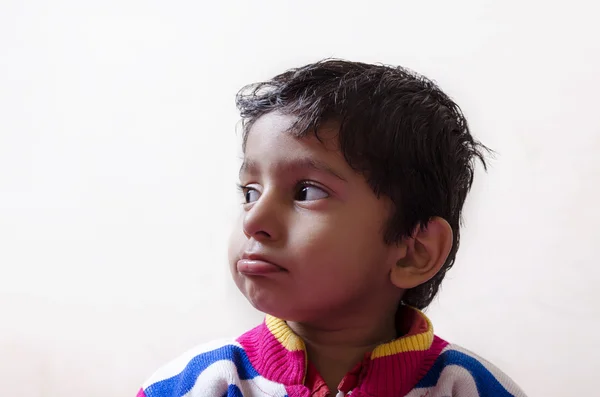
1, 1, 598, 396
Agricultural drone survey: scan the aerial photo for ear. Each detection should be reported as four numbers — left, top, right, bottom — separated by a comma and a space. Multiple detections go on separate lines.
390, 217, 453, 290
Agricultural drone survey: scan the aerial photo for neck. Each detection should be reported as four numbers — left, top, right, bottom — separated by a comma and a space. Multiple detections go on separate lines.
287, 304, 399, 393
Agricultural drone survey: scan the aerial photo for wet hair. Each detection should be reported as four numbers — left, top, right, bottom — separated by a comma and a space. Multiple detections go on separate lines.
235, 59, 488, 309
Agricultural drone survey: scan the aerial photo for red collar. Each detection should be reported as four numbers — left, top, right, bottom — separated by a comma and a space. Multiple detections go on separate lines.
237, 307, 447, 397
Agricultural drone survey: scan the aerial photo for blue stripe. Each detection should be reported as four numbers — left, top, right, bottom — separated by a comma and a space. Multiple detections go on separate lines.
222, 384, 244, 397
416, 349, 514, 396
145, 345, 260, 397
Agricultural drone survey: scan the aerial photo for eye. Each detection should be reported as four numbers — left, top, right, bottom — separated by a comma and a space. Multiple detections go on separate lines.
295, 183, 329, 201
244, 188, 260, 203
238, 184, 260, 204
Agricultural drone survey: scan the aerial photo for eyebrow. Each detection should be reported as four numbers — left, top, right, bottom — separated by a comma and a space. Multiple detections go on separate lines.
239, 158, 348, 182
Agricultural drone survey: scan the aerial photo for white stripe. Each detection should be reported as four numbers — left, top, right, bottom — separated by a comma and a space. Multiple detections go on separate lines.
143, 339, 241, 387
443, 344, 525, 395
184, 359, 288, 397
405, 365, 479, 397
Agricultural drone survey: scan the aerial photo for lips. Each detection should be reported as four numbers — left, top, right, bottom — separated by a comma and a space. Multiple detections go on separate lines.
237, 253, 285, 276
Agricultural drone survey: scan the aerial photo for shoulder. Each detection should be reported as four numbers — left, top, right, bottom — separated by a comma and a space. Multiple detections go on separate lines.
137, 338, 287, 397
411, 343, 527, 397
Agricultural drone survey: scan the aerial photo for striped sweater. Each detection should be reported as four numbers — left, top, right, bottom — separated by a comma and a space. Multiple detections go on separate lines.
138, 307, 526, 397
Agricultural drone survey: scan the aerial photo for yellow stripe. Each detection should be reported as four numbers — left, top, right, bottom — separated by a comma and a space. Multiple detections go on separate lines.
370, 310, 434, 359
265, 315, 306, 352
265, 309, 434, 360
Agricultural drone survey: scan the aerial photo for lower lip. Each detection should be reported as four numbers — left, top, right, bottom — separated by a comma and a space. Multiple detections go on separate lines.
237, 259, 285, 276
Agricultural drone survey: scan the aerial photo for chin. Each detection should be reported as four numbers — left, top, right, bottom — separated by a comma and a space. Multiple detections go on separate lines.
237, 281, 298, 321
248, 295, 322, 323
242, 286, 283, 316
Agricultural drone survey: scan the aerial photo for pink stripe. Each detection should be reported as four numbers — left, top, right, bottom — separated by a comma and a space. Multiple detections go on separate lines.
237, 322, 306, 386
358, 336, 448, 396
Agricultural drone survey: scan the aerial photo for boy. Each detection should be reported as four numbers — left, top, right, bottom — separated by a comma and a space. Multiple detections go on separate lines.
137, 60, 526, 397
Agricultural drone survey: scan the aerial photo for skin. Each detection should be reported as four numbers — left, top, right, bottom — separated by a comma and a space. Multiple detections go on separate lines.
228, 112, 453, 393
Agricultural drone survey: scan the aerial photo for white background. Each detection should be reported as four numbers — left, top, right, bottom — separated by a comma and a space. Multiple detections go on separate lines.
1, 1, 598, 396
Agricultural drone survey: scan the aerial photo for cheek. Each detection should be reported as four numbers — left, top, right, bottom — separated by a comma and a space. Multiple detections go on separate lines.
290, 218, 371, 262
292, 214, 386, 272
227, 221, 246, 265
228, 226, 247, 293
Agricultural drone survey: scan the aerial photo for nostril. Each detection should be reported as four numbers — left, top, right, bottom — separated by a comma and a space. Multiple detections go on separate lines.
254, 230, 271, 239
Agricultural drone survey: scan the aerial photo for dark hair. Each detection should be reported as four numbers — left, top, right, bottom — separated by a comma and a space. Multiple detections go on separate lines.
235, 59, 488, 309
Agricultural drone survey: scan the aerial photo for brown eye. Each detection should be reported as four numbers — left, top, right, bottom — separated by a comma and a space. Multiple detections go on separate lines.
244, 188, 260, 203
295, 184, 329, 201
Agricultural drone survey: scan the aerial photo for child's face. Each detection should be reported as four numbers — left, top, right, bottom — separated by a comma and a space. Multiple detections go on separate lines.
228, 112, 402, 323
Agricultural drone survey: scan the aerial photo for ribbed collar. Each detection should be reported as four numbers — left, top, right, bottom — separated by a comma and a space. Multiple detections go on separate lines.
237, 306, 447, 397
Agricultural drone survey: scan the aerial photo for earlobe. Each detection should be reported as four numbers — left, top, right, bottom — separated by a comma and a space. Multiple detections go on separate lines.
390, 217, 453, 289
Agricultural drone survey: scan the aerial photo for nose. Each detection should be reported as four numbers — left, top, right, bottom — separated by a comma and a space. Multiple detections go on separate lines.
242, 189, 283, 242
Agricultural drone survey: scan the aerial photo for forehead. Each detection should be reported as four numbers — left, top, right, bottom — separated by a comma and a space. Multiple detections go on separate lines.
243, 112, 342, 162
